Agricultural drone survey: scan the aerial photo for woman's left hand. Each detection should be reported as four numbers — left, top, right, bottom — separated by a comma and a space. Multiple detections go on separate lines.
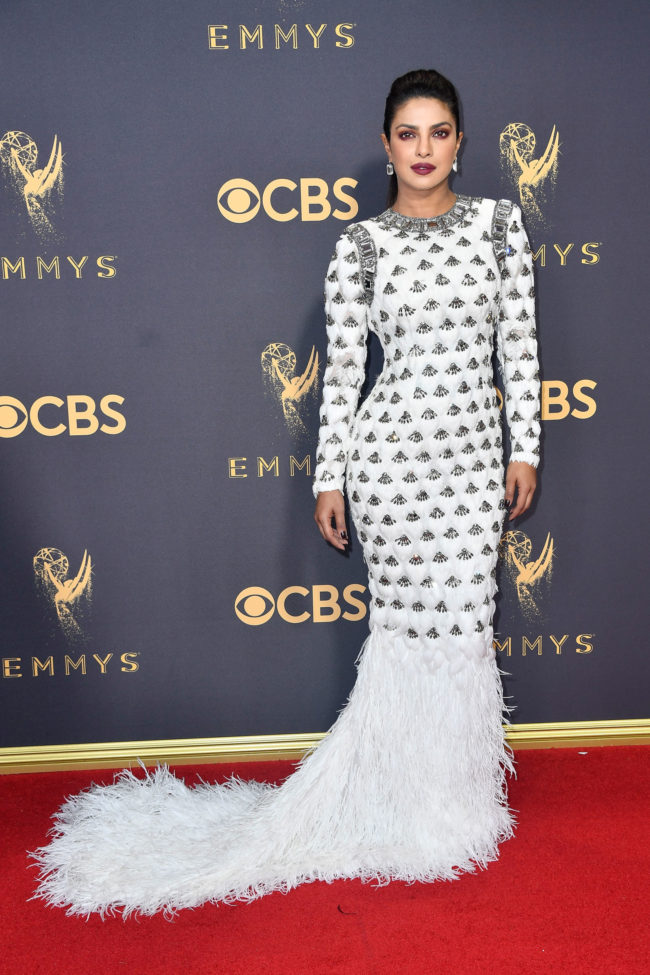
504, 462, 537, 520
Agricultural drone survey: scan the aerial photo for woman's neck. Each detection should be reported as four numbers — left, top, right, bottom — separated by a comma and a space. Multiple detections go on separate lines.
392, 185, 456, 218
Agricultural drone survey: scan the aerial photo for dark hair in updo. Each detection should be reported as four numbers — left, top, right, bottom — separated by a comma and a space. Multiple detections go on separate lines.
383, 69, 461, 207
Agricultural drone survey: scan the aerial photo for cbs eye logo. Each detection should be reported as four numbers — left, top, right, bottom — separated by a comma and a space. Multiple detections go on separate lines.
235, 584, 367, 625
217, 177, 358, 224
235, 587, 276, 625
0, 397, 29, 437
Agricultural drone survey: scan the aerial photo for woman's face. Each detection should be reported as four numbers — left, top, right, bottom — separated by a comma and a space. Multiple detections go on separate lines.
382, 97, 462, 199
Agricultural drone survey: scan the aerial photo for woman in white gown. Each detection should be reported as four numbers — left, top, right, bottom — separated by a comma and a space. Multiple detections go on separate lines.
34, 69, 540, 917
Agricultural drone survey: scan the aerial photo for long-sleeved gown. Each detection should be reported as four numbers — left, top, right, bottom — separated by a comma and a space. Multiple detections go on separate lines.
34, 195, 540, 917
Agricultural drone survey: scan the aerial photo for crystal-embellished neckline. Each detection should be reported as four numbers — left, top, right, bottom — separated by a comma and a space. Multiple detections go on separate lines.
378, 194, 475, 232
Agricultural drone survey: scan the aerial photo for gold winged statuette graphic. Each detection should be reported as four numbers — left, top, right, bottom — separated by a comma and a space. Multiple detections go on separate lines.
34, 547, 92, 640
273, 346, 319, 414
261, 342, 320, 437
0, 131, 64, 238
499, 123, 560, 224
12, 134, 63, 200
511, 126, 559, 205
499, 530, 554, 619
509, 532, 554, 602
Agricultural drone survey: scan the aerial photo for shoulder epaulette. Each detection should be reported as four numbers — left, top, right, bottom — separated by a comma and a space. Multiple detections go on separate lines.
491, 199, 514, 277
346, 224, 377, 302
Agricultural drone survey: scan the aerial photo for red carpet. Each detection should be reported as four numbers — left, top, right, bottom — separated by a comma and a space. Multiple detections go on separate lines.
2, 746, 649, 975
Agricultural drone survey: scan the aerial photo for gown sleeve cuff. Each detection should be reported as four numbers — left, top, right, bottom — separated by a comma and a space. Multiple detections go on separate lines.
312, 474, 345, 499
507, 449, 539, 469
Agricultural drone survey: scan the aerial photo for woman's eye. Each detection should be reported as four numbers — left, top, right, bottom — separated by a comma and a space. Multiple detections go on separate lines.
434, 130, 450, 138
398, 131, 414, 139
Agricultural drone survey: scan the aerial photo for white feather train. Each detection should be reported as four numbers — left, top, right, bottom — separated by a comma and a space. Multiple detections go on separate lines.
32, 629, 516, 917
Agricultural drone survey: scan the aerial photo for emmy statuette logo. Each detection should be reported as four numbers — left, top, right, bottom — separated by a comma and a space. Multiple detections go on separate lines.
34, 547, 92, 643
261, 342, 319, 437
0, 130, 64, 240
498, 530, 554, 620
499, 123, 560, 226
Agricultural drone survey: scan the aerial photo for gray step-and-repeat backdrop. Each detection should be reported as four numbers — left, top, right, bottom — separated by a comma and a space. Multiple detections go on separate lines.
1, 0, 647, 750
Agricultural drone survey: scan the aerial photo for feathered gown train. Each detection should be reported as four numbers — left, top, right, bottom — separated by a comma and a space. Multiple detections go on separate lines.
34, 629, 515, 917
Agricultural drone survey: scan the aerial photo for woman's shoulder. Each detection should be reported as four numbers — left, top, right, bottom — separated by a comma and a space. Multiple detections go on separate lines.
465, 197, 526, 243
342, 214, 381, 237
328, 217, 376, 249
326, 219, 379, 267
473, 195, 523, 220
466, 195, 522, 221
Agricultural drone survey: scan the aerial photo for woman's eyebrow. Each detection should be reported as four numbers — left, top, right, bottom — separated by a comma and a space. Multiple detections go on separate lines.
395, 121, 452, 130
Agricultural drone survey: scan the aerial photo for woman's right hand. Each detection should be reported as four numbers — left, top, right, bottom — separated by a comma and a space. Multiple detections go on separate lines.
314, 490, 349, 551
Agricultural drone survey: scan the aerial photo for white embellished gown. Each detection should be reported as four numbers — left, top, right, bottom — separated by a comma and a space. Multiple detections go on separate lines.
34, 196, 540, 917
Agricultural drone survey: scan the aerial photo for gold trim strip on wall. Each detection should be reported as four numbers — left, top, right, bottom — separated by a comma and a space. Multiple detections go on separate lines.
0, 733, 324, 774
505, 718, 650, 749
1, 720, 649, 774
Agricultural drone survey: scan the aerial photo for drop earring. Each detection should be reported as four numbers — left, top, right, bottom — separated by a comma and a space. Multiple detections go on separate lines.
452, 157, 458, 173
386, 161, 394, 176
